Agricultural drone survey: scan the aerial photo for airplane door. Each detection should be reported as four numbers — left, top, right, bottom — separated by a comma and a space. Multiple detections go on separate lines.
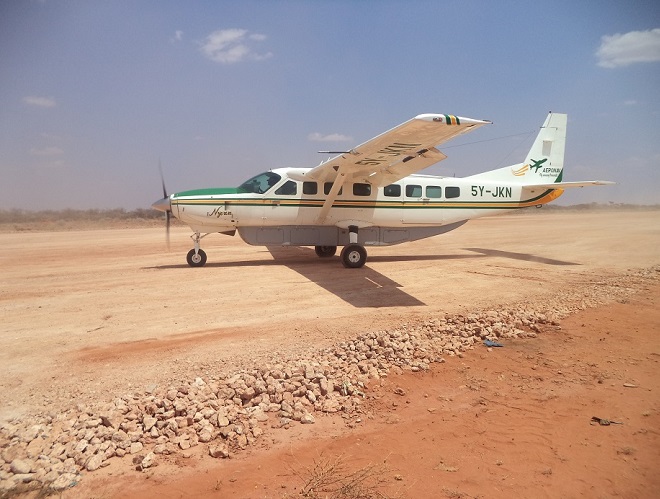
402, 182, 423, 223
263, 180, 301, 225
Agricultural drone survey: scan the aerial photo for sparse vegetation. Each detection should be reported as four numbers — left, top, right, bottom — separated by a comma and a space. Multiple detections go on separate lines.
0, 208, 183, 232
287, 454, 394, 499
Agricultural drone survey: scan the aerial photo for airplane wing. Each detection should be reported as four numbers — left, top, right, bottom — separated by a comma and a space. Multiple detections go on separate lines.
305, 114, 491, 187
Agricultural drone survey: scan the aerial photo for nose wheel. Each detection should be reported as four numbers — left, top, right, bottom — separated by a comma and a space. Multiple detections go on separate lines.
186, 248, 207, 267
186, 231, 209, 267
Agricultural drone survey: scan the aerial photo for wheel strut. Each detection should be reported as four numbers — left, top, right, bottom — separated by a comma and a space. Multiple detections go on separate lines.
341, 225, 367, 268
186, 232, 209, 267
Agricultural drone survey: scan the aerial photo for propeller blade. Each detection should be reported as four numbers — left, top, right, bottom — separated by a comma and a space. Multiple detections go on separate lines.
157, 159, 171, 250
165, 210, 171, 251
159, 159, 168, 198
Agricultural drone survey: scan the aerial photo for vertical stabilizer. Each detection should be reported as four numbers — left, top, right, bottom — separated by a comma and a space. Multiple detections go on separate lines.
467, 112, 567, 184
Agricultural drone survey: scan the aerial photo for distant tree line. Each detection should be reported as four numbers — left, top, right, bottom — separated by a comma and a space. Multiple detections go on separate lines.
0, 208, 166, 224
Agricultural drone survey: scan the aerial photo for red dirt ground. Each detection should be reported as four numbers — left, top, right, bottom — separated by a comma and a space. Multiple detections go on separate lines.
73, 283, 660, 499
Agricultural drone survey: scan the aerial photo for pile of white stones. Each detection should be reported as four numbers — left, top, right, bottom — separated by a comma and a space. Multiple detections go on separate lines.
0, 266, 656, 495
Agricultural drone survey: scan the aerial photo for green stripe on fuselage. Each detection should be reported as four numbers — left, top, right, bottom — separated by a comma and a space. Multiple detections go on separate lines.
173, 187, 240, 198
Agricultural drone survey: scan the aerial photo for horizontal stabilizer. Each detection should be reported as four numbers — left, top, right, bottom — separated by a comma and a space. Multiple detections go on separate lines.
525, 181, 615, 189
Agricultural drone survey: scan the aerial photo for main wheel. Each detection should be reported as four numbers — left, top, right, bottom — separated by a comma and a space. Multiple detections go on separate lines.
314, 245, 337, 258
340, 244, 367, 268
186, 248, 207, 267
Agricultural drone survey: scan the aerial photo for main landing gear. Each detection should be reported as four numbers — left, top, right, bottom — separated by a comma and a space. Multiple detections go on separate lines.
186, 232, 208, 267
339, 225, 367, 269
315, 226, 367, 268
314, 245, 337, 258
314, 227, 367, 268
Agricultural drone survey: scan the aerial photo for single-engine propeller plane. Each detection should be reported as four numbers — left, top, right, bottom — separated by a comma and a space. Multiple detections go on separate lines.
152, 112, 613, 268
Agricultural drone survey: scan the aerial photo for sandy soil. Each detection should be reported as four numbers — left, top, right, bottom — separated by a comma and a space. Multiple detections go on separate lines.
1, 209, 659, 497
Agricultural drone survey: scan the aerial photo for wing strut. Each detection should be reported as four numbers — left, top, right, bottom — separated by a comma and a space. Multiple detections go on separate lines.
315, 166, 350, 224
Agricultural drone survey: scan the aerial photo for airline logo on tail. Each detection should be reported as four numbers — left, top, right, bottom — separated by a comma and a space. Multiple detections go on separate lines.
511, 158, 548, 177
511, 164, 529, 176
529, 158, 547, 172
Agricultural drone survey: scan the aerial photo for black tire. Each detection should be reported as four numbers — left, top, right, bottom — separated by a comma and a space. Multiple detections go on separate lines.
314, 245, 337, 258
340, 244, 367, 268
186, 248, 207, 267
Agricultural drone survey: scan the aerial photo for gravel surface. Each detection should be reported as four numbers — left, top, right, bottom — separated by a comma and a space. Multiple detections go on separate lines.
1, 265, 656, 495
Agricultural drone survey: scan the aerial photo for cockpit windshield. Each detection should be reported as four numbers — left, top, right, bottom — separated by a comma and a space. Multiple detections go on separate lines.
237, 172, 282, 194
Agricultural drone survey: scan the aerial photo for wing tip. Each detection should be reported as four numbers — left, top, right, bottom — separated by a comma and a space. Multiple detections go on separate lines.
414, 113, 492, 125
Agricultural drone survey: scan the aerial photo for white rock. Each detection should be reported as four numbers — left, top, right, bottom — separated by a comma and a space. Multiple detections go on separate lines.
10, 459, 32, 474
85, 453, 105, 472
143, 416, 157, 431
198, 430, 213, 443
209, 444, 229, 459
130, 442, 144, 454
50, 472, 79, 491
300, 413, 315, 424
141, 452, 155, 469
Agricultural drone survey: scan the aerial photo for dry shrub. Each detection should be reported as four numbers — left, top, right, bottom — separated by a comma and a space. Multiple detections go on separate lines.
288, 453, 394, 499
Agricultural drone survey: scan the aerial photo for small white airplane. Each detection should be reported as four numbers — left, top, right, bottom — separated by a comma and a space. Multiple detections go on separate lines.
152, 112, 612, 268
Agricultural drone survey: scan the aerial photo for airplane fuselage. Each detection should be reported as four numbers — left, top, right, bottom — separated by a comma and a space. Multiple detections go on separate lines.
169, 168, 562, 248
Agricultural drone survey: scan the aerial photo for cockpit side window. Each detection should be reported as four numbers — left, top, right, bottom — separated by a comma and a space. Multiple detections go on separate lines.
275, 180, 297, 196
303, 182, 318, 195
237, 172, 281, 194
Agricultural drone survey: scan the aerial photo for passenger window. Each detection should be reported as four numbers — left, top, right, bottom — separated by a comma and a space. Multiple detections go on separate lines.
353, 183, 371, 196
303, 182, 318, 195
426, 186, 442, 198
324, 182, 343, 195
445, 186, 460, 199
406, 185, 422, 198
384, 184, 401, 197
275, 180, 297, 196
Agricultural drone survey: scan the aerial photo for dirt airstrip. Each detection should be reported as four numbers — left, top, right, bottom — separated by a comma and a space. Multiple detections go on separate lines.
0, 209, 659, 498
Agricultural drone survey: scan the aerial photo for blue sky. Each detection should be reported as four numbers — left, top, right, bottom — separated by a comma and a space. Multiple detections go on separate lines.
1, 0, 659, 210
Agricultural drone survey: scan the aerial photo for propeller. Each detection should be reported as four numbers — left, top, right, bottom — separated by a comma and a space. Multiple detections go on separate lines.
151, 160, 171, 250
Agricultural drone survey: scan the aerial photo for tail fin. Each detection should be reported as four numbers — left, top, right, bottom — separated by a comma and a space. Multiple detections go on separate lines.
468, 112, 567, 185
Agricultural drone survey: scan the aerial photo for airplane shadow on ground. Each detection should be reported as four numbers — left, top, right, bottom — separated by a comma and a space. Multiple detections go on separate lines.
149, 248, 482, 308
463, 248, 580, 266
149, 246, 577, 307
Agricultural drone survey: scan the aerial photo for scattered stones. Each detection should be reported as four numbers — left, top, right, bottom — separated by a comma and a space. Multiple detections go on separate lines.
209, 444, 230, 459
85, 453, 105, 472
300, 413, 315, 425
10, 459, 32, 475
0, 266, 655, 494
140, 452, 155, 470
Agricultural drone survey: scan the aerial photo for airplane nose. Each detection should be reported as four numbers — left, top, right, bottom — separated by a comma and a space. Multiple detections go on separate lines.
151, 196, 171, 213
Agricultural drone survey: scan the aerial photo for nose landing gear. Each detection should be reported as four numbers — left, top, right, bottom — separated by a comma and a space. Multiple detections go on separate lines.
186, 232, 209, 267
